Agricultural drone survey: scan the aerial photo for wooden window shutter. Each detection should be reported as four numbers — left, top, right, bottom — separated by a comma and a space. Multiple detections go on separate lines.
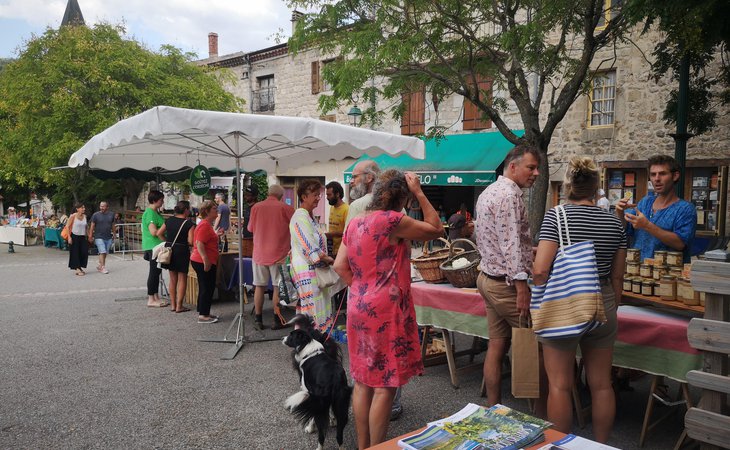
401, 93, 412, 135
311, 61, 320, 95
401, 90, 425, 136
463, 77, 492, 130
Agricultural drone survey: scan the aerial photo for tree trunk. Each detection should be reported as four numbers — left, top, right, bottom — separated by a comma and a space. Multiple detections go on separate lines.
527, 148, 551, 240
122, 179, 144, 212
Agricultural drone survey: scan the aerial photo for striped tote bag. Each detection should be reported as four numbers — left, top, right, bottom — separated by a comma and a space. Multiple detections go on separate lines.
530, 205, 606, 339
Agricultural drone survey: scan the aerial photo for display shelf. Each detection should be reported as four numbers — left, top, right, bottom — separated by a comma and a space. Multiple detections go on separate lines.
622, 291, 704, 314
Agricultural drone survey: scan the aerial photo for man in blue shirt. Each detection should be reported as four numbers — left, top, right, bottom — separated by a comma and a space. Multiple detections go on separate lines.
616, 155, 696, 263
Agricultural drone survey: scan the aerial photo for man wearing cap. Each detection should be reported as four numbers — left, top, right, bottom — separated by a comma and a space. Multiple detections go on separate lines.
447, 212, 476, 250
597, 189, 610, 211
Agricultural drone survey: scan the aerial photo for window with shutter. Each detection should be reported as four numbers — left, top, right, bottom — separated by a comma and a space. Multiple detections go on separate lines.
311, 61, 320, 95
400, 90, 425, 136
462, 77, 492, 131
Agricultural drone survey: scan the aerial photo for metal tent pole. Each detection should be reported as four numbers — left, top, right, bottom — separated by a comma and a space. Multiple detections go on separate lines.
198, 133, 279, 360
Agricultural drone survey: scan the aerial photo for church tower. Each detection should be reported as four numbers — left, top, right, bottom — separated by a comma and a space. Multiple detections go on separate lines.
61, 0, 85, 27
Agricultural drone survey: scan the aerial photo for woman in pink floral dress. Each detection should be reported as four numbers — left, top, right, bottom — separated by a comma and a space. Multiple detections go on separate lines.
334, 170, 443, 449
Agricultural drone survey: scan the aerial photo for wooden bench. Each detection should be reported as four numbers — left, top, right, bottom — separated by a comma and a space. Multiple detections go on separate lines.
685, 260, 730, 450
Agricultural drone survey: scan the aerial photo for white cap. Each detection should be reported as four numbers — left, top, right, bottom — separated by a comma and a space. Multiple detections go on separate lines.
598, 189, 605, 196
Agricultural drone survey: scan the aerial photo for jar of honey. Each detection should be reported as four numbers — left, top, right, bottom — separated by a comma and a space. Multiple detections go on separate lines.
653, 265, 669, 280
623, 276, 634, 292
667, 251, 683, 267
627, 262, 640, 276
640, 264, 653, 278
641, 280, 655, 296
626, 248, 641, 264
653, 251, 667, 266
678, 278, 700, 306
659, 275, 677, 301
669, 267, 683, 279
632, 278, 643, 294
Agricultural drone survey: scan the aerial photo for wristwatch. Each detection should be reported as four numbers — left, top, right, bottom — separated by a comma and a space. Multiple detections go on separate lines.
512, 272, 529, 281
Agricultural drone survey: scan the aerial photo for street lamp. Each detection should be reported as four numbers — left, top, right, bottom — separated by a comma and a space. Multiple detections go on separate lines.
347, 105, 362, 126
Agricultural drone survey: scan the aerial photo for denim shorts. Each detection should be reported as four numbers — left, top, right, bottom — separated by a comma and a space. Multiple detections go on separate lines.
94, 238, 114, 254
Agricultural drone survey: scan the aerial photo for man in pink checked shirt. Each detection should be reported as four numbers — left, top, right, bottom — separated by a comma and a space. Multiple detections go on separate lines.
475, 144, 546, 414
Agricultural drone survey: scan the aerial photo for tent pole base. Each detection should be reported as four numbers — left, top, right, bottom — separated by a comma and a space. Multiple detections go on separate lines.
197, 312, 284, 360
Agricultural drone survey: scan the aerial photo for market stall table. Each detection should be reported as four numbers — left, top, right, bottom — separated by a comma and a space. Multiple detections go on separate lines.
411, 282, 703, 446
44, 227, 67, 249
0, 226, 30, 245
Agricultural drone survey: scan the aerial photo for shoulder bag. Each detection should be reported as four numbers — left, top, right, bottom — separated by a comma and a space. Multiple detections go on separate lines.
155, 220, 184, 265
530, 205, 606, 339
315, 265, 339, 288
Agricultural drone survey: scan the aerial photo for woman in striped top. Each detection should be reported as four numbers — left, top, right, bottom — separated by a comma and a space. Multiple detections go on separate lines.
533, 157, 627, 443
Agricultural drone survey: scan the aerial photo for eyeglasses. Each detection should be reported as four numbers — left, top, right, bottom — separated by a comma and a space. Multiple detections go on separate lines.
351, 173, 363, 180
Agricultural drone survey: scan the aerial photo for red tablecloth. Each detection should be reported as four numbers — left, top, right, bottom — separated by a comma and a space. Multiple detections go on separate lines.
411, 282, 702, 382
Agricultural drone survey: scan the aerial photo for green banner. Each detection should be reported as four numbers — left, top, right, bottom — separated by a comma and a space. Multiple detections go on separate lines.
190, 165, 211, 195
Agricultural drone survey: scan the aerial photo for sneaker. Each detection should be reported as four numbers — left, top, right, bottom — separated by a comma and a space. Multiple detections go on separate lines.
101, 266, 109, 274
390, 405, 403, 421
253, 320, 265, 331
198, 316, 219, 324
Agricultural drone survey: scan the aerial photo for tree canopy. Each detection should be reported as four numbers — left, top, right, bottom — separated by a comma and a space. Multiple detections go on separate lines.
0, 23, 244, 211
288, 0, 629, 229
625, 0, 730, 136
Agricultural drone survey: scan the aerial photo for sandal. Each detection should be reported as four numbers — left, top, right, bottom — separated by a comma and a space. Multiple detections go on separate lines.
75, 270, 85, 276
175, 307, 191, 313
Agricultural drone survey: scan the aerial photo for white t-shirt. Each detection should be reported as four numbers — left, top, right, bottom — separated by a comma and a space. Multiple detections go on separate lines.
597, 197, 610, 211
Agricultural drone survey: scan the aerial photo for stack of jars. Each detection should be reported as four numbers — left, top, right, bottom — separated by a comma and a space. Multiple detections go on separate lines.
656, 252, 703, 307
624, 249, 660, 296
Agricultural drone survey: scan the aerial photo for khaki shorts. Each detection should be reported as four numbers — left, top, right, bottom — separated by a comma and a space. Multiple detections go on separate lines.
477, 272, 521, 340
537, 280, 618, 352
252, 262, 282, 287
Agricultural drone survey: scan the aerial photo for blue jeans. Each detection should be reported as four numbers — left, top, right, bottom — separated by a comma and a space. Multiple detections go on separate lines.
94, 238, 114, 254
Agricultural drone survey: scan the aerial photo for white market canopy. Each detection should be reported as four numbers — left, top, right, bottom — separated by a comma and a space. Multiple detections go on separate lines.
67, 106, 425, 173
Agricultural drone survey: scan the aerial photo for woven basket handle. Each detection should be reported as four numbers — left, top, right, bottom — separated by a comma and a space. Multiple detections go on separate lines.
421, 237, 450, 256
448, 238, 477, 258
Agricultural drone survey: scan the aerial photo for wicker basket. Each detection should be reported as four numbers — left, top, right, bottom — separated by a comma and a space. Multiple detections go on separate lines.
440, 239, 481, 288
411, 238, 464, 283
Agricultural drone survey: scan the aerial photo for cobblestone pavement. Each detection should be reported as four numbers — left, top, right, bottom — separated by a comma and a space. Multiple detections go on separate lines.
0, 245, 689, 449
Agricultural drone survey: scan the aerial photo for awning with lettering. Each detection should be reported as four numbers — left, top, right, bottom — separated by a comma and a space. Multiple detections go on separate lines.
344, 130, 523, 186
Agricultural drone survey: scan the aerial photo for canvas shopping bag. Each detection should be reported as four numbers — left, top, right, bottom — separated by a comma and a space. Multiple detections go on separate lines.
511, 318, 540, 398
530, 205, 606, 339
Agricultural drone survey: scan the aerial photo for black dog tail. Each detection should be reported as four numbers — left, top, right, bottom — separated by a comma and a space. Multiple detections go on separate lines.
290, 395, 329, 426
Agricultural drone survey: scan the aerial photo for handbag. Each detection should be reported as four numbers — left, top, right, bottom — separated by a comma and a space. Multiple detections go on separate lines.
155, 221, 185, 265
315, 265, 339, 288
60, 226, 70, 241
530, 205, 606, 339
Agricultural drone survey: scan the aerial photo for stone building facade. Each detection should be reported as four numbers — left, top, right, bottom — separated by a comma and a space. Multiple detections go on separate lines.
199, 14, 730, 240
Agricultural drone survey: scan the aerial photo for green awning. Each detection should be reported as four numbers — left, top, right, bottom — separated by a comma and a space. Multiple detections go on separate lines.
344, 131, 523, 186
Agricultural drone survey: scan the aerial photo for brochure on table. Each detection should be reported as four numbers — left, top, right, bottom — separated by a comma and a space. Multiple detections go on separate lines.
398, 403, 551, 450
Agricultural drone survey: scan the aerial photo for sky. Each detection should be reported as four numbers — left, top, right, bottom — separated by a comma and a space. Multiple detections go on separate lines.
0, 0, 296, 59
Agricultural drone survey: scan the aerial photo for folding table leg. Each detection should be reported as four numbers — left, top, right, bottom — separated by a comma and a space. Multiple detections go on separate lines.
441, 329, 460, 388
639, 376, 660, 447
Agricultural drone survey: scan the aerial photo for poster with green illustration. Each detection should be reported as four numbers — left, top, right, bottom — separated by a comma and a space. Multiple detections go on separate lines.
190, 165, 211, 195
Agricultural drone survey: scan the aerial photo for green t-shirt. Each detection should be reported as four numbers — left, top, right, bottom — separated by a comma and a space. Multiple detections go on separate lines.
141, 207, 164, 250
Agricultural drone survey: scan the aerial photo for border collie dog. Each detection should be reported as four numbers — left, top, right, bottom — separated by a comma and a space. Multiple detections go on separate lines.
282, 329, 352, 450
288, 314, 342, 365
